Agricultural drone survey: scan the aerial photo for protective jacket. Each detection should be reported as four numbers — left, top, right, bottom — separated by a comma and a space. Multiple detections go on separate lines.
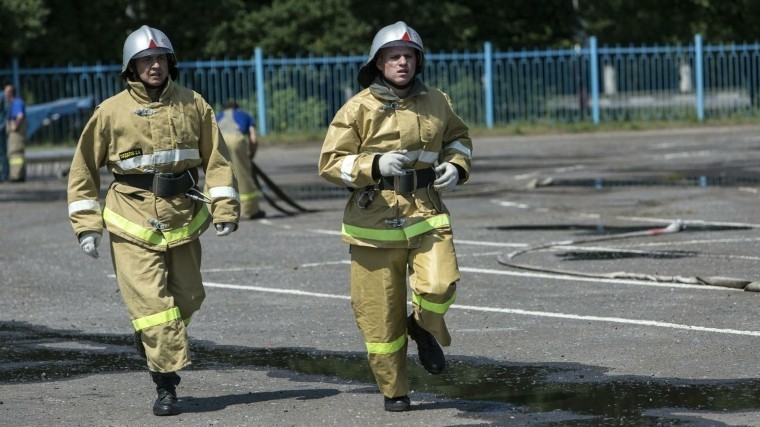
318, 78, 472, 249
68, 79, 239, 249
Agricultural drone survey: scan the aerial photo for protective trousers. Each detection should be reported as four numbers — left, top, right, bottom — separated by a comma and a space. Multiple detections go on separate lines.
7, 130, 25, 182
223, 131, 260, 218
349, 229, 459, 398
109, 234, 205, 373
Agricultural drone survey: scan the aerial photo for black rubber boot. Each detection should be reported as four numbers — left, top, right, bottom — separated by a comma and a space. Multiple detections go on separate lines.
407, 313, 445, 374
134, 332, 146, 359
150, 372, 181, 416
384, 395, 411, 412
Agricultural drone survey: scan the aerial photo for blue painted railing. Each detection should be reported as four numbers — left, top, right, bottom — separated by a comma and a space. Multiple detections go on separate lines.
3, 35, 759, 142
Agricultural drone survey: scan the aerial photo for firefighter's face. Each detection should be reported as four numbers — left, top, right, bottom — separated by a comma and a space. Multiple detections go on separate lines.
376, 46, 417, 87
134, 54, 169, 87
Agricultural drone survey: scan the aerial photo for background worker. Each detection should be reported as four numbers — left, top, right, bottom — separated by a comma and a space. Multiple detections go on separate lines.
0, 90, 7, 181
318, 21, 472, 412
66, 25, 240, 416
216, 99, 265, 219
4, 84, 26, 182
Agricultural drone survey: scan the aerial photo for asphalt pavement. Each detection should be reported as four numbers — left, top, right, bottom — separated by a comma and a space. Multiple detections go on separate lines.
2, 126, 760, 426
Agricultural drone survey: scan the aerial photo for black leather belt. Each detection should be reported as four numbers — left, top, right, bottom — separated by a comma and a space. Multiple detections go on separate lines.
113, 171, 195, 197
379, 168, 436, 194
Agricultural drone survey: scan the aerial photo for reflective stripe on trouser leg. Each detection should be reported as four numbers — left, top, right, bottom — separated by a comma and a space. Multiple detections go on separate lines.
224, 131, 260, 218
350, 244, 410, 398
110, 234, 205, 373
7, 133, 25, 181
408, 228, 459, 346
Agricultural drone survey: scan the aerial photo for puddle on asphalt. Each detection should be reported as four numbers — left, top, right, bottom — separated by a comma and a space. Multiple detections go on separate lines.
556, 249, 698, 261
2, 321, 759, 424
488, 224, 752, 234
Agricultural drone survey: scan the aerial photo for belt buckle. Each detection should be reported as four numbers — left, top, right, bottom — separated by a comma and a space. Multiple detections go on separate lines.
393, 170, 416, 194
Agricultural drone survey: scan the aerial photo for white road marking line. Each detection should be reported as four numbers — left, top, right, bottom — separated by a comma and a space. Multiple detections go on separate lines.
203, 281, 760, 337
458, 266, 728, 291
205, 282, 350, 300
292, 258, 734, 291
456, 239, 526, 248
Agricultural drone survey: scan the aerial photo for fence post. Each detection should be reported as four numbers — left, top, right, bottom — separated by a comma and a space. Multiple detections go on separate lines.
484, 41, 494, 129
694, 34, 704, 122
589, 36, 600, 125
12, 57, 20, 94
254, 47, 267, 136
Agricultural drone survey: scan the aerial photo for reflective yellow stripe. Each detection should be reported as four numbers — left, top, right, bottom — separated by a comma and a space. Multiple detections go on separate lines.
132, 307, 181, 331
412, 291, 457, 315
9, 156, 24, 165
240, 190, 260, 201
103, 205, 209, 247
365, 333, 407, 355
103, 208, 165, 245
342, 214, 451, 242
162, 207, 210, 243
342, 223, 406, 241
404, 214, 450, 239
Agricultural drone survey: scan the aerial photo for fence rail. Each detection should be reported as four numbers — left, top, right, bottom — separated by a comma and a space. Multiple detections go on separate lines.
3, 35, 759, 144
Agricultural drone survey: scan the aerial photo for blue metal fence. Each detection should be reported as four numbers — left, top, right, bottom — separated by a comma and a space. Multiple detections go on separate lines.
3, 34, 760, 144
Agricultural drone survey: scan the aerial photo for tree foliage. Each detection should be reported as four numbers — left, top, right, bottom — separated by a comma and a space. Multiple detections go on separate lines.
0, 0, 49, 58
2, 0, 759, 67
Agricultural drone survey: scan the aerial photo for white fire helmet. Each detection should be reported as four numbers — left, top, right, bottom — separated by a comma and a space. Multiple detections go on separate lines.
357, 21, 424, 88
121, 25, 177, 80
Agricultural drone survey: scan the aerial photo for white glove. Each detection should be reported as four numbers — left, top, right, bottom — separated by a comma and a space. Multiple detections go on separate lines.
434, 162, 459, 192
215, 222, 235, 237
378, 150, 413, 176
78, 232, 102, 259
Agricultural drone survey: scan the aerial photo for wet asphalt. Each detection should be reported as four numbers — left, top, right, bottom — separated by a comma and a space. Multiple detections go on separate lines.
1, 126, 760, 426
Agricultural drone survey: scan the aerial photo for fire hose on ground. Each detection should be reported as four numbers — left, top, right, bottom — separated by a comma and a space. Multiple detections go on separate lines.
496, 219, 760, 292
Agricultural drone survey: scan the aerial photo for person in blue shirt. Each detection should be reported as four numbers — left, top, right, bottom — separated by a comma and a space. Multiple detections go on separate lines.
4, 84, 26, 182
216, 99, 265, 219
0, 89, 7, 182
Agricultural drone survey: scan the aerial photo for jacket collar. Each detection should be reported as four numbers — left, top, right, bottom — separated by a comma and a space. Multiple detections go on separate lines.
127, 78, 174, 104
369, 76, 427, 102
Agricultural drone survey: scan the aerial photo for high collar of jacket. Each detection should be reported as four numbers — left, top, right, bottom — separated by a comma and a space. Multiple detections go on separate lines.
369, 76, 427, 102
127, 78, 174, 104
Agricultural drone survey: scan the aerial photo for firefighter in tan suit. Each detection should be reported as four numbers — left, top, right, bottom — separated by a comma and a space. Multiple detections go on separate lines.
318, 21, 472, 412
67, 26, 240, 416
216, 100, 264, 219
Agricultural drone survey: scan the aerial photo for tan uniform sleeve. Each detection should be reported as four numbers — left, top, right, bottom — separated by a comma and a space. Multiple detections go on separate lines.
197, 98, 240, 225
439, 92, 473, 184
67, 107, 108, 238
318, 101, 378, 189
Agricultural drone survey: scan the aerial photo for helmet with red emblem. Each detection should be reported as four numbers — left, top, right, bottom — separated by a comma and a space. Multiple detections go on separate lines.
357, 21, 425, 88
121, 25, 178, 80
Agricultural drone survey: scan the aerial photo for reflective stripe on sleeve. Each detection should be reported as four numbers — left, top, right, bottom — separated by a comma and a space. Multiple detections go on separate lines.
132, 307, 181, 331
340, 155, 358, 187
365, 333, 407, 355
208, 186, 239, 200
444, 140, 472, 158
417, 150, 439, 163
412, 290, 457, 315
68, 199, 102, 215
102, 204, 210, 247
